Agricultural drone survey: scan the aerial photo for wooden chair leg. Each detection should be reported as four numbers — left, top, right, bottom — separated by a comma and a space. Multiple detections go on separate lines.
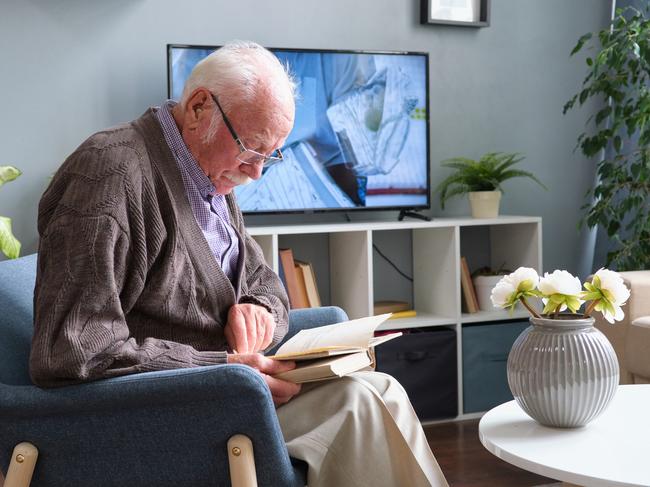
227, 434, 258, 487
4, 443, 38, 487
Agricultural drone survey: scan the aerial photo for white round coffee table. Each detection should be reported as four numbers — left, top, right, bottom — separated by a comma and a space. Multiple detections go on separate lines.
479, 385, 650, 487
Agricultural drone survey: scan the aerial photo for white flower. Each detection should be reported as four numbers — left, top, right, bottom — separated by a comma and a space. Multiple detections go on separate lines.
593, 268, 630, 306
601, 306, 625, 324
490, 279, 516, 308
538, 270, 583, 313
504, 267, 539, 291
490, 267, 540, 310
538, 270, 582, 296
589, 268, 630, 323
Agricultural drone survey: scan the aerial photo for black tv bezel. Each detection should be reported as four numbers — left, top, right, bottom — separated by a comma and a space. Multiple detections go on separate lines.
166, 44, 431, 216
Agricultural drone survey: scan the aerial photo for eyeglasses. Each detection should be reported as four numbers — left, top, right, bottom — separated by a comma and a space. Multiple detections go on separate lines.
210, 93, 284, 167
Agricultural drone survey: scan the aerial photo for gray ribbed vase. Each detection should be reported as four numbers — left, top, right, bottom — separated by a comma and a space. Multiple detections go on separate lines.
507, 315, 619, 428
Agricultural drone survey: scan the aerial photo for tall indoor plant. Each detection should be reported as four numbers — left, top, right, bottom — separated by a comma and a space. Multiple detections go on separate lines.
0, 165, 21, 259
564, 6, 650, 270
436, 152, 545, 218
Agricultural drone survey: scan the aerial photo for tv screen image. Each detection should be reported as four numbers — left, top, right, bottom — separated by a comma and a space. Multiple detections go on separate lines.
168, 45, 430, 214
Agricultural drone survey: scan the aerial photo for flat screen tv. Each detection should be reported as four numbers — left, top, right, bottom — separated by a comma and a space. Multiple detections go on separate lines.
167, 45, 430, 215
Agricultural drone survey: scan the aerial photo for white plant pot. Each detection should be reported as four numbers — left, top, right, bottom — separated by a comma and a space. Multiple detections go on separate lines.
468, 191, 501, 218
473, 275, 504, 311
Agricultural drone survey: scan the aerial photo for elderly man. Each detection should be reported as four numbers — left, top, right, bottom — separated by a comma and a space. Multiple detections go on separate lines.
30, 41, 447, 487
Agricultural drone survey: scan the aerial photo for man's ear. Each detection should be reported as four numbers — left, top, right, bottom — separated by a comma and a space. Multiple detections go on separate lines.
184, 88, 210, 130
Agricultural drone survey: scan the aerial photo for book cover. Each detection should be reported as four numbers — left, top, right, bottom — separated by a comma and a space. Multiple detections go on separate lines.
388, 310, 417, 319
273, 351, 373, 383
295, 260, 321, 308
460, 257, 479, 313
373, 300, 410, 314
293, 262, 311, 308
279, 248, 309, 309
269, 314, 401, 382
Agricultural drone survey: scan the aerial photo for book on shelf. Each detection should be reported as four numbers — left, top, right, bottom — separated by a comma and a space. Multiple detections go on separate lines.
269, 313, 401, 383
373, 300, 410, 314
295, 260, 321, 307
388, 310, 417, 319
279, 248, 309, 309
460, 257, 480, 313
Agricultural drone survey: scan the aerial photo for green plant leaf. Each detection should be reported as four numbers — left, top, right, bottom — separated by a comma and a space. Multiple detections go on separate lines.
571, 32, 593, 56
435, 152, 546, 209
0, 166, 21, 188
0, 216, 20, 259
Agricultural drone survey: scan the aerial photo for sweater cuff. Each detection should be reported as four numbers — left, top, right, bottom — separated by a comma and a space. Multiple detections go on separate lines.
189, 350, 228, 366
239, 294, 272, 313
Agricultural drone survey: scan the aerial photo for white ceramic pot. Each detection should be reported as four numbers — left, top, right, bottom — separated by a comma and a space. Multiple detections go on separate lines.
472, 275, 504, 311
507, 314, 619, 428
468, 191, 501, 218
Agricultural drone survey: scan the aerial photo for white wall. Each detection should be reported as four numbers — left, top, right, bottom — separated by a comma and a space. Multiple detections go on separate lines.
0, 0, 610, 273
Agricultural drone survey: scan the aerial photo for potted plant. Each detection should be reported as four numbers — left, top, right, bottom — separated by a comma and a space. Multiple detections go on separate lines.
471, 264, 512, 311
435, 152, 546, 218
564, 7, 650, 270
0, 165, 22, 259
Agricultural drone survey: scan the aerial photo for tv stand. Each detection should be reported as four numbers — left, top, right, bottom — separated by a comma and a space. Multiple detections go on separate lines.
398, 210, 432, 222
246, 216, 542, 420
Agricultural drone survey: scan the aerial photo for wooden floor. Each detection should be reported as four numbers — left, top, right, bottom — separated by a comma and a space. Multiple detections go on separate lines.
425, 419, 559, 487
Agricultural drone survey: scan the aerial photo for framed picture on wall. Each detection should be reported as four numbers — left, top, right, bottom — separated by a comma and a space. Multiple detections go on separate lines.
420, 0, 490, 27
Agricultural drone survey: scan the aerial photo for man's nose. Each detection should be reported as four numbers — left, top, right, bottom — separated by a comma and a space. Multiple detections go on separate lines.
241, 161, 264, 180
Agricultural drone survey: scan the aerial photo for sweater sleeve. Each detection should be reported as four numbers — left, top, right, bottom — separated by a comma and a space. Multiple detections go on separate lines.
226, 199, 290, 348
239, 231, 290, 348
30, 213, 227, 387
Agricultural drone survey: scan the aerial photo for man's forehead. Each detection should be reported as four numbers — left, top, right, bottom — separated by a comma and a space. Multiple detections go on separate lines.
237, 100, 294, 143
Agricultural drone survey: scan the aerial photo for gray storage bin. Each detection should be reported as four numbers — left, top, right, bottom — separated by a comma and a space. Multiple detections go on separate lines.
462, 320, 529, 413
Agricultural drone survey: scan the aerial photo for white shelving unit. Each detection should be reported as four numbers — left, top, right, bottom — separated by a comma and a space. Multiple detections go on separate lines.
248, 215, 542, 419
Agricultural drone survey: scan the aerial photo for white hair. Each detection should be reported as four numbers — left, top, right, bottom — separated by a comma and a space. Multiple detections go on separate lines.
179, 40, 296, 144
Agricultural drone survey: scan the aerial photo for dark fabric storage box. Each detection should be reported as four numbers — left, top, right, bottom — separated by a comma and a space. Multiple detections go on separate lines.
375, 327, 457, 421
462, 320, 529, 413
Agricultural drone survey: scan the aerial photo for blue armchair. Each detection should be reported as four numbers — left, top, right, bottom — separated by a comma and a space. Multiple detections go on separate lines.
0, 254, 348, 487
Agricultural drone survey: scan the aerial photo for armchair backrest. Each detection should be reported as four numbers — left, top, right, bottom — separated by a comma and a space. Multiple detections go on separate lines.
0, 253, 37, 385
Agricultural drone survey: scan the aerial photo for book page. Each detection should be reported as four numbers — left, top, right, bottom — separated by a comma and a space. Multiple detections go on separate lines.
272, 314, 392, 357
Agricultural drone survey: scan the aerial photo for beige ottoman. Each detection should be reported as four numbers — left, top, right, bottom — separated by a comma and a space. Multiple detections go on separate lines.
626, 316, 650, 384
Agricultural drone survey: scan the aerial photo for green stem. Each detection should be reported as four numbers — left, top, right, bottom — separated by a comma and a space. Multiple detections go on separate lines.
519, 296, 541, 318
583, 299, 599, 318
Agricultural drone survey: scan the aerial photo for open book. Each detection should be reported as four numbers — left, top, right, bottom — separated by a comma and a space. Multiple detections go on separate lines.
268, 314, 401, 383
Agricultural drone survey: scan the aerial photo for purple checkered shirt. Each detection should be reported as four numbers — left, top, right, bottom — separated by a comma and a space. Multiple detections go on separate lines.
156, 101, 240, 281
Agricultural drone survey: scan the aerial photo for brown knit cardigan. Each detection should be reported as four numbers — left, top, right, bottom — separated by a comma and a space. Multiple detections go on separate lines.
30, 108, 289, 387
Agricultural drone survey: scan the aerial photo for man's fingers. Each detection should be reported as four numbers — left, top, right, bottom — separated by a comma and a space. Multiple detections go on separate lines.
258, 357, 297, 374
263, 374, 301, 405
226, 307, 250, 353
226, 354, 301, 406
261, 316, 274, 351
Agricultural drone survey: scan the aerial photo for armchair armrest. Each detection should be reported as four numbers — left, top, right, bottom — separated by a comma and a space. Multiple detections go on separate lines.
0, 365, 304, 487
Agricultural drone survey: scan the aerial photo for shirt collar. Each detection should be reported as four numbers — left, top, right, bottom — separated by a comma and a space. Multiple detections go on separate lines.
157, 100, 216, 199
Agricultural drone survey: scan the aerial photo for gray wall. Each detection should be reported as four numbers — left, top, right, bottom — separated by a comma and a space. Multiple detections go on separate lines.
0, 0, 611, 274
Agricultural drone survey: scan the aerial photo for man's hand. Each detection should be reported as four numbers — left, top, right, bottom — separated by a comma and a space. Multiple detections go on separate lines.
224, 303, 276, 354
227, 353, 301, 405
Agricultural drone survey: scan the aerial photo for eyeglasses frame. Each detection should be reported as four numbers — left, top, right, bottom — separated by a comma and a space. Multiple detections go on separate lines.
209, 92, 284, 167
